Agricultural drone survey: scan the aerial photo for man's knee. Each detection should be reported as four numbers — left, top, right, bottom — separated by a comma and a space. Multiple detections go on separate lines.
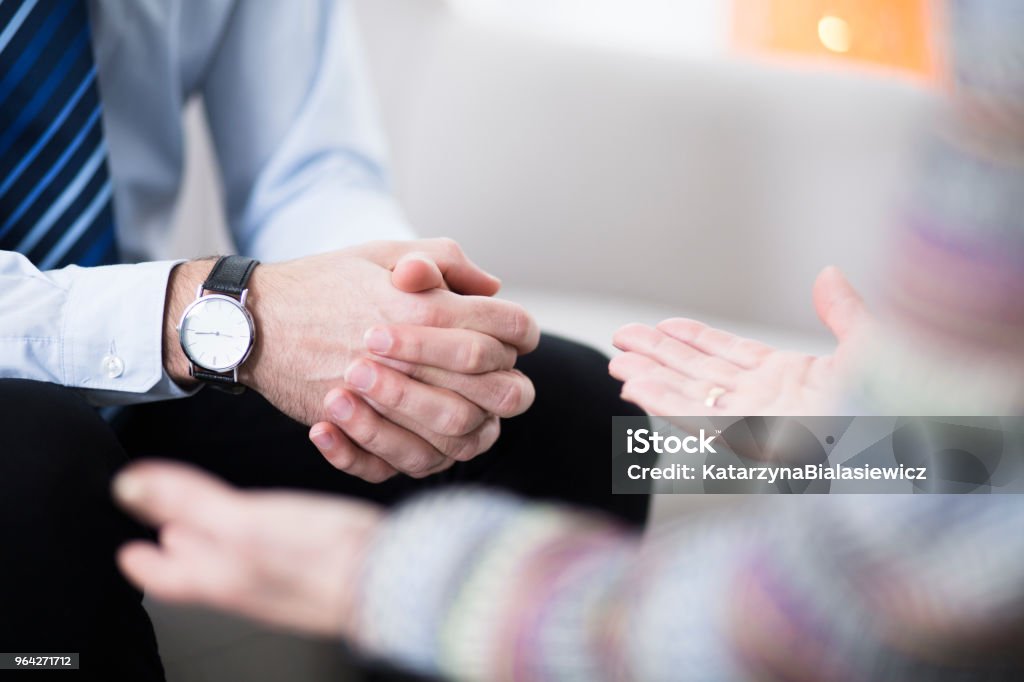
520, 334, 645, 418
0, 382, 148, 659
0, 380, 123, 512
503, 335, 651, 524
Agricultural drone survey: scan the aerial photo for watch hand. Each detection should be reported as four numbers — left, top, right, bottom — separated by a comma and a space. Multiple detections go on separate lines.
192, 332, 239, 338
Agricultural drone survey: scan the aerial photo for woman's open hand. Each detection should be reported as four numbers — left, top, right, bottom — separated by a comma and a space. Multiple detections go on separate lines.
610, 267, 867, 416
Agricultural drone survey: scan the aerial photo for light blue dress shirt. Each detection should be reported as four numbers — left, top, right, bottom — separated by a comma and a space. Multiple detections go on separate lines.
0, 0, 413, 405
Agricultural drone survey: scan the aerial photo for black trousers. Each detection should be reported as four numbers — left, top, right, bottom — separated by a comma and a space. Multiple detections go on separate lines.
0, 334, 648, 679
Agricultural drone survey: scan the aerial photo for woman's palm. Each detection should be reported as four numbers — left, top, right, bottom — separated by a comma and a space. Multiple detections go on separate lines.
610, 267, 866, 416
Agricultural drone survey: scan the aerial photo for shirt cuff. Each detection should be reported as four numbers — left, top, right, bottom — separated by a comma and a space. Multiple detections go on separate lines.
58, 260, 197, 406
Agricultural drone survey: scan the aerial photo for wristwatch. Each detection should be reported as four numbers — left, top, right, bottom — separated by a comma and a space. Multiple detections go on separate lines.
177, 255, 259, 393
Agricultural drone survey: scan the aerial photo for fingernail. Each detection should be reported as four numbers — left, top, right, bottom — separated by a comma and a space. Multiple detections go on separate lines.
364, 328, 393, 353
327, 393, 355, 421
113, 472, 144, 504
345, 362, 376, 391
310, 428, 335, 449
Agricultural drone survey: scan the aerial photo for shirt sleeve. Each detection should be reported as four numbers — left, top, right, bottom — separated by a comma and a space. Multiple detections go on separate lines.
0, 250, 195, 406
200, 0, 414, 263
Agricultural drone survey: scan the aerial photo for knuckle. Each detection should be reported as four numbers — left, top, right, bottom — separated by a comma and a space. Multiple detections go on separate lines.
415, 305, 445, 328
436, 458, 457, 474
366, 468, 395, 484
480, 419, 501, 452
439, 403, 479, 437
395, 328, 424, 360
407, 463, 436, 479
450, 418, 499, 462
436, 237, 462, 257
520, 378, 536, 411
324, 444, 356, 471
409, 335, 427, 361
448, 435, 481, 462
377, 375, 411, 412
460, 340, 488, 373
349, 418, 385, 452
502, 345, 517, 370
515, 310, 540, 350
326, 455, 352, 472
496, 379, 525, 416
403, 450, 441, 477
506, 305, 528, 340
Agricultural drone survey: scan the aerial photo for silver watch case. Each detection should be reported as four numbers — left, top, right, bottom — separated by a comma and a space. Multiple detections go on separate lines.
176, 285, 255, 382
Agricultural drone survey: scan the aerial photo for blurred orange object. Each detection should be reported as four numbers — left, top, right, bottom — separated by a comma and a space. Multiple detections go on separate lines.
733, 0, 936, 79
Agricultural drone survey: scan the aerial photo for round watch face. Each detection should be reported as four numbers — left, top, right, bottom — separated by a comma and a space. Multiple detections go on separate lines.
179, 295, 254, 372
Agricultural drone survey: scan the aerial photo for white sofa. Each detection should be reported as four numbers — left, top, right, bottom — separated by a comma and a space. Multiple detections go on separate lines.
153, 1, 935, 679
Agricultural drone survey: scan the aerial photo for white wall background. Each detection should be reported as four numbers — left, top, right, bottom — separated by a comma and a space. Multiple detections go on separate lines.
172, 0, 933, 342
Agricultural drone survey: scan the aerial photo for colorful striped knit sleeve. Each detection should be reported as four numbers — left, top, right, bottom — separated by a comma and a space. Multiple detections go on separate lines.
353, 491, 1024, 680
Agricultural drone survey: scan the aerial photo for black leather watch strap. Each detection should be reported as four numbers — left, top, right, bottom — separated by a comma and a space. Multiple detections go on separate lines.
193, 368, 246, 395
191, 255, 259, 394
203, 255, 259, 297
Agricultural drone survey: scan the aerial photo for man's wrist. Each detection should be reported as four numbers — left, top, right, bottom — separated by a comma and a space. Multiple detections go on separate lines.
162, 258, 276, 391
234, 263, 277, 391
162, 260, 209, 387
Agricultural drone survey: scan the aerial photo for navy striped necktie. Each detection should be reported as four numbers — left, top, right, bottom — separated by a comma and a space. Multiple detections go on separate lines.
0, 0, 119, 268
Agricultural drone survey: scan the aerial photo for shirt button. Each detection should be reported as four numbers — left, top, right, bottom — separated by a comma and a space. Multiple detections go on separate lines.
102, 355, 125, 379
